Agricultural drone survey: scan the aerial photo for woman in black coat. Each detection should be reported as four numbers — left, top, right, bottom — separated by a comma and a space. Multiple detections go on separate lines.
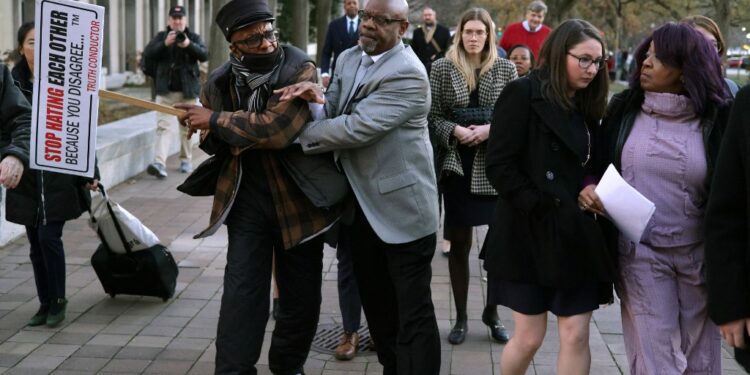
483, 19, 614, 374
8, 22, 99, 328
705, 84, 750, 372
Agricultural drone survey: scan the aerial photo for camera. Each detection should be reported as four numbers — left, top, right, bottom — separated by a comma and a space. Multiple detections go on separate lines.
175, 32, 187, 43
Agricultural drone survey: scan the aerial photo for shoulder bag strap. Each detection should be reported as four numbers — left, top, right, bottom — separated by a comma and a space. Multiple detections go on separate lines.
430, 38, 443, 54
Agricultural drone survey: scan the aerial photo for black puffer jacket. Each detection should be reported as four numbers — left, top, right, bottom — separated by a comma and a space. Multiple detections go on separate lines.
143, 27, 208, 98
0, 64, 30, 167
8, 62, 98, 227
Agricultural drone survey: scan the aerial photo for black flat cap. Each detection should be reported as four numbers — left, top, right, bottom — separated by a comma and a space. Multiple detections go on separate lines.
216, 0, 275, 41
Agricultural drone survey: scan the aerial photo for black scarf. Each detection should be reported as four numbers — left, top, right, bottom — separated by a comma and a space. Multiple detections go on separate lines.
230, 47, 284, 113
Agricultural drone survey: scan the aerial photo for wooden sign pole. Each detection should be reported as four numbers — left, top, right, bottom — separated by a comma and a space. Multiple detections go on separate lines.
99, 89, 186, 116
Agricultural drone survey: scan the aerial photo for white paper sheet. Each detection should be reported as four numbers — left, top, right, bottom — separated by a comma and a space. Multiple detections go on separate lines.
595, 164, 656, 242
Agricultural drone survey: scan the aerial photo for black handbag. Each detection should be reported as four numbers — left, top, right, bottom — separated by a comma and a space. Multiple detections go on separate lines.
177, 153, 224, 197
450, 107, 494, 125
279, 145, 349, 208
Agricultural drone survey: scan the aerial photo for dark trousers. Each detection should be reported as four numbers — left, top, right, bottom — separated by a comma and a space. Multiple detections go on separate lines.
215, 197, 324, 375
336, 225, 362, 332
350, 205, 440, 375
26, 222, 66, 307
736, 347, 750, 373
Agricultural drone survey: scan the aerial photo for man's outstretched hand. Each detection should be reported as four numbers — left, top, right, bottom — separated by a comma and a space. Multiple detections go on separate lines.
274, 82, 326, 104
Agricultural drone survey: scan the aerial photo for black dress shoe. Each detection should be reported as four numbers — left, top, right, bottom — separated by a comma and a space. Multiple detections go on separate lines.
482, 307, 510, 344
448, 320, 467, 345
487, 322, 510, 343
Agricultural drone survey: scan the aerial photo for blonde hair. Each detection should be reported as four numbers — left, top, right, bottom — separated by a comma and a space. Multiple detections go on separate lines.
682, 15, 726, 56
445, 8, 498, 92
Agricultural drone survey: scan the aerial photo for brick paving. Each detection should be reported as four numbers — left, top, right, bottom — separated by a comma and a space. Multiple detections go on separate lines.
0, 150, 745, 374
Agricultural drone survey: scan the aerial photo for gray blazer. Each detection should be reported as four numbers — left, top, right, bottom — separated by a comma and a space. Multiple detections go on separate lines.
299, 43, 439, 244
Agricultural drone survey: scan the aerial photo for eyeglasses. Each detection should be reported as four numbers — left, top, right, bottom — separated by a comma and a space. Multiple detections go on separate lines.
462, 30, 487, 38
233, 29, 279, 49
357, 10, 406, 26
568, 53, 607, 70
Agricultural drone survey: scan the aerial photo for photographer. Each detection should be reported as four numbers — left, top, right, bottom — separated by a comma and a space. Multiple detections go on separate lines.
142, 5, 207, 178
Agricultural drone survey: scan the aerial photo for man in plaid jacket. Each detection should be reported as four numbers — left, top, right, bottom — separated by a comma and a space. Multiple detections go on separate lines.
176, 0, 342, 373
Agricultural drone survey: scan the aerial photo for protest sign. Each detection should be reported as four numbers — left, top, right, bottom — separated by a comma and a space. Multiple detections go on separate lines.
30, 0, 105, 178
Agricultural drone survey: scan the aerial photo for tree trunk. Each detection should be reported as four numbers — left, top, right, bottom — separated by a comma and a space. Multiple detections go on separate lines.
208, 0, 230, 73
316, 0, 332, 65
548, 0, 579, 26
714, 0, 731, 56
290, 0, 309, 51
610, 0, 622, 54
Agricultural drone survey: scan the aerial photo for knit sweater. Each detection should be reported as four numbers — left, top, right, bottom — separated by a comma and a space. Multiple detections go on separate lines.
498, 21, 551, 58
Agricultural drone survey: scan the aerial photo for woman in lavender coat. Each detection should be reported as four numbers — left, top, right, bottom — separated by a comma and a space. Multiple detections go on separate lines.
579, 23, 732, 374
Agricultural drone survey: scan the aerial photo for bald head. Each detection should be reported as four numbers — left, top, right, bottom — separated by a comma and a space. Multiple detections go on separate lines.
390, 0, 409, 18
359, 0, 409, 55
344, 0, 359, 18
366, 0, 408, 19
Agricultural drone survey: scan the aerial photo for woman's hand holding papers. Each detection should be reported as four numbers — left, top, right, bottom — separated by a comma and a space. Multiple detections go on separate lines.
578, 184, 606, 216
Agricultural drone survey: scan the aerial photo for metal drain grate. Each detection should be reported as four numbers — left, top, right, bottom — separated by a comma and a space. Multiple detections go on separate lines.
310, 323, 376, 355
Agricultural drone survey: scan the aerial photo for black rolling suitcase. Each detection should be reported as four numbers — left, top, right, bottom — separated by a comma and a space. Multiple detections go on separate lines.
89, 185, 178, 301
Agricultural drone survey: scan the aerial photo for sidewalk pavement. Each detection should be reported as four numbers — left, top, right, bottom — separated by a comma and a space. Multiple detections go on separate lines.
0, 150, 745, 374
